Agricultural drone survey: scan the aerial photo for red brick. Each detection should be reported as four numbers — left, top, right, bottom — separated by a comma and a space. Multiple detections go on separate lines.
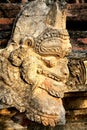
0, 18, 14, 24
0, 39, 8, 48
77, 38, 87, 44
70, 38, 87, 51
0, 3, 21, 18
67, 3, 87, 21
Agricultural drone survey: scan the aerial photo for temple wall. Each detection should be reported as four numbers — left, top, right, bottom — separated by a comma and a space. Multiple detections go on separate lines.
0, 1, 87, 129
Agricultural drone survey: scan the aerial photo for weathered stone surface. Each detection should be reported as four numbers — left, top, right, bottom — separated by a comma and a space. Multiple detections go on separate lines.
0, 0, 72, 127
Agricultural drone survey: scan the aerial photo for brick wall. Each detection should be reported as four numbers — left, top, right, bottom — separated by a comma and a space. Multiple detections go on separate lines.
67, 2, 87, 51
0, 3, 21, 48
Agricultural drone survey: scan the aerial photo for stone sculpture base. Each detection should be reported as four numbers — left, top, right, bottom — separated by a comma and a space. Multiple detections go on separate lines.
0, 115, 87, 130
0, 91, 87, 130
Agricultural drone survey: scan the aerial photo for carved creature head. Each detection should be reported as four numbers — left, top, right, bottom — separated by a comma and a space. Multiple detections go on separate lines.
0, 0, 71, 127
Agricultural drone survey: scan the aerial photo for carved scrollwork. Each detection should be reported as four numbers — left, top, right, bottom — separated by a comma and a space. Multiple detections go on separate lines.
34, 28, 71, 57
67, 59, 86, 90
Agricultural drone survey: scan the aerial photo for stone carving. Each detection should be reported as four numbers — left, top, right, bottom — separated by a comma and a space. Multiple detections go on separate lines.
0, 0, 72, 126
67, 51, 86, 91
67, 59, 86, 90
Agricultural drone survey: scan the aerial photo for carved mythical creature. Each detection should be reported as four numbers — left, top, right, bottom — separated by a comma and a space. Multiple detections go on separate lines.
67, 59, 86, 90
0, 0, 72, 126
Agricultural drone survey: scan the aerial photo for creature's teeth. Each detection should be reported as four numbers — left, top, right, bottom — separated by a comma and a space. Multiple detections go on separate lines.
48, 74, 54, 79
43, 34, 48, 39
29, 114, 35, 121
54, 76, 59, 81
34, 115, 41, 123
37, 68, 61, 82
55, 92, 60, 97
57, 91, 64, 98
43, 70, 48, 75
52, 76, 55, 80
42, 119, 49, 126
48, 119, 56, 127
49, 90, 58, 97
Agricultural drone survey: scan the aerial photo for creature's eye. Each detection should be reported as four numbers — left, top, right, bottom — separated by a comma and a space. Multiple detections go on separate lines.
20, 37, 34, 48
